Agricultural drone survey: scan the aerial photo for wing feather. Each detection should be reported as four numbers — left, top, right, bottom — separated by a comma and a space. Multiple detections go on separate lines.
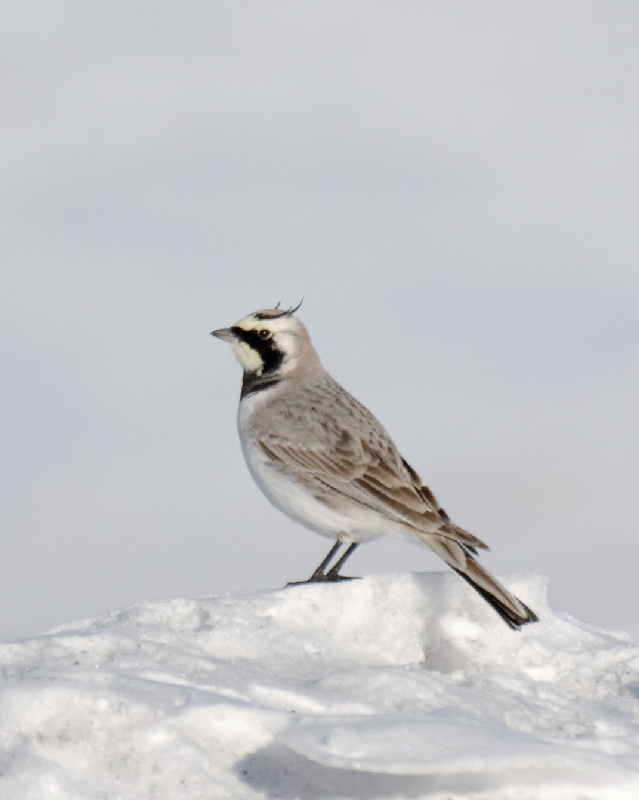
258, 434, 486, 550
253, 377, 487, 550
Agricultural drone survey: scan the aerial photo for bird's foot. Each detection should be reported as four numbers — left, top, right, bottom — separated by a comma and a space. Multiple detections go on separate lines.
286, 570, 360, 587
325, 568, 359, 582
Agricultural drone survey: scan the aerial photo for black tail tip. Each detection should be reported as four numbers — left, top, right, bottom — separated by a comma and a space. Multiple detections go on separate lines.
507, 601, 539, 631
451, 567, 539, 631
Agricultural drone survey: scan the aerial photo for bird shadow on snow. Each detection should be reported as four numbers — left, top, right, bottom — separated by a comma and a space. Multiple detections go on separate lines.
235, 742, 509, 799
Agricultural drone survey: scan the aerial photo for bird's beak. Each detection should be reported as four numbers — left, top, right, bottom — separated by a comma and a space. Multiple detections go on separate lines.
210, 327, 235, 342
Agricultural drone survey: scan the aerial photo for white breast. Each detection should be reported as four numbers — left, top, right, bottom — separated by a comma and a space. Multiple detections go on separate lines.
236, 392, 384, 544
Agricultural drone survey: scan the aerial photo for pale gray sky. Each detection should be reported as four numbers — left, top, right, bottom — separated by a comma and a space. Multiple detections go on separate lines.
2, 2, 638, 640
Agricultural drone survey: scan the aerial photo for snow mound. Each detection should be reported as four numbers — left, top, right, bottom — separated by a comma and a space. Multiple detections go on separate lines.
1, 572, 639, 799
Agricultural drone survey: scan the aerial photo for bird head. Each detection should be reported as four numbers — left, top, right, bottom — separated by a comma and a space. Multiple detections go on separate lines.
211, 301, 319, 382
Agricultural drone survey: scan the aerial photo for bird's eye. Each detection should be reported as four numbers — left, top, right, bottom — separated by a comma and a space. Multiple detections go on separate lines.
257, 329, 272, 340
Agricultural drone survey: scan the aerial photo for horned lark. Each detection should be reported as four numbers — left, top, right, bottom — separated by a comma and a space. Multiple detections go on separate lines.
211, 303, 538, 629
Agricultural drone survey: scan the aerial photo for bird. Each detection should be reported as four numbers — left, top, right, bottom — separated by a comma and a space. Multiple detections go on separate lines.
211, 302, 538, 630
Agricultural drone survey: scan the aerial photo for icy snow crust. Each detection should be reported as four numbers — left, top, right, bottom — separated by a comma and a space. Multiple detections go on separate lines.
1, 573, 639, 799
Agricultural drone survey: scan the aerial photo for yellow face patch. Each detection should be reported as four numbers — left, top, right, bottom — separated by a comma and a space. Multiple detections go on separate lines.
230, 338, 265, 373
234, 314, 293, 335
224, 310, 306, 378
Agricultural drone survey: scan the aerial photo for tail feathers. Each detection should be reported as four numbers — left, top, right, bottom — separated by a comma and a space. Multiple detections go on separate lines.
451, 558, 538, 630
438, 522, 488, 555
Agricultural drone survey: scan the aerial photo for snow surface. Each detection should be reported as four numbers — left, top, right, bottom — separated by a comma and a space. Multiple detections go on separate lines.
1, 572, 639, 800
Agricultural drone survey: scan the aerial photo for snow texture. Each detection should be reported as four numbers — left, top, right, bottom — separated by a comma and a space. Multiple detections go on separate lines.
1, 573, 638, 800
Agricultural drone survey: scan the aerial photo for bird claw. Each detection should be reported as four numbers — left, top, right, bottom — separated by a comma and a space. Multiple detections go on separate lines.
325, 571, 359, 582
285, 572, 360, 587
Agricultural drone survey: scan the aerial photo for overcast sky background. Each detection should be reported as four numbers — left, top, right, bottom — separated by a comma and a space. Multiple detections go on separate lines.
2, 2, 638, 641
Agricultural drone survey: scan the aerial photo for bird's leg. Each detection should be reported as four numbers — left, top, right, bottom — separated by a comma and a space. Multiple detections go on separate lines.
286, 541, 360, 586
308, 541, 345, 581
324, 542, 359, 582
286, 541, 342, 585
